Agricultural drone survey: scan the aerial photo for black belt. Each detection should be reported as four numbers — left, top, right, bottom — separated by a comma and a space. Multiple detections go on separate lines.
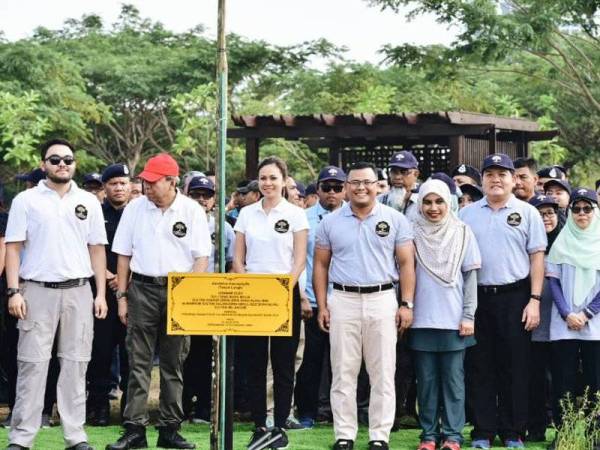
23, 278, 88, 289
333, 282, 394, 294
132, 272, 168, 286
478, 278, 529, 295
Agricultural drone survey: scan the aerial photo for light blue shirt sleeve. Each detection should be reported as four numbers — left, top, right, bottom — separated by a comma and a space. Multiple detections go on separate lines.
315, 218, 331, 250
461, 228, 481, 272
394, 213, 413, 245
526, 208, 547, 254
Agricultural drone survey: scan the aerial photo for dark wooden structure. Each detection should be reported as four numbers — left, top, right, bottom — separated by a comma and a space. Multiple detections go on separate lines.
228, 111, 559, 179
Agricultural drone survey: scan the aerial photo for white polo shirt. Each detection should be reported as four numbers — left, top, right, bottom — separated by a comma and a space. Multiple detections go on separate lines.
234, 198, 309, 274
112, 192, 211, 276
5, 180, 108, 281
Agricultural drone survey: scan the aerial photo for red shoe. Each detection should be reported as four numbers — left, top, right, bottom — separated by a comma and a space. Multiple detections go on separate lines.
440, 441, 461, 450
417, 441, 437, 450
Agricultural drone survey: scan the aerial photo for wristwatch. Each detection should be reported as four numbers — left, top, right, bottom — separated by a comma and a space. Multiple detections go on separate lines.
6, 288, 21, 298
400, 301, 414, 309
530, 294, 542, 301
115, 290, 128, 300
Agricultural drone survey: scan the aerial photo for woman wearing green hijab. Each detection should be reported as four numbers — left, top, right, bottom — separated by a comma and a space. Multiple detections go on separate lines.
546, 187, 600, 448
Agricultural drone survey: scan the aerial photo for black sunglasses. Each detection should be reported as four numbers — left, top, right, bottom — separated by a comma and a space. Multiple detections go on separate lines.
45, 155, 75, 166
320, 183, 344, 193
571, 205, 593, 214
189, 191, 214, 199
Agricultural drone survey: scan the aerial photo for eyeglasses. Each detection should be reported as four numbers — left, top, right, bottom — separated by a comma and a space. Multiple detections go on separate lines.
540, 210, 556, 219
346, 179, 377, 188
189, 191, 214, 200
45, 155, 75, 166
571, 205, 593, 214
320, 183, 344, 193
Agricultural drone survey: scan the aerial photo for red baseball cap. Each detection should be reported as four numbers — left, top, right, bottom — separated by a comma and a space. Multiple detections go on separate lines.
138, 153, 179, 182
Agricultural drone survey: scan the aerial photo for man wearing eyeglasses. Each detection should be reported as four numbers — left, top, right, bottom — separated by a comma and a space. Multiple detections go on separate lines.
5, 139, 108, 450
378, 151, 420, 221
294, 166, 346, 429
314, 161, 415, 450
459, 154, 547, 449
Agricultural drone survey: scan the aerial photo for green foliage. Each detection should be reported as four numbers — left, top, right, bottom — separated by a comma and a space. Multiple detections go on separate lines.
554, 390, 600, 450
0, 91, 49, 168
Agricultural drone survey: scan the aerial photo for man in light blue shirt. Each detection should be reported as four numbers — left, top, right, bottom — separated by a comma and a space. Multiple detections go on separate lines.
295, 165, 346, 429
459, 153, 546, 449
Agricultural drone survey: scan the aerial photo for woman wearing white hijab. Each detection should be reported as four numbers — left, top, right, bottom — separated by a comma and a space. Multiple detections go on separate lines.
409, 179, 481, 450
545, 188, 600, 450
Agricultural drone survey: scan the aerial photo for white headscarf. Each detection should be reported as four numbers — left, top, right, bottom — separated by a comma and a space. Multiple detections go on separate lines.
413, 179, 470, 287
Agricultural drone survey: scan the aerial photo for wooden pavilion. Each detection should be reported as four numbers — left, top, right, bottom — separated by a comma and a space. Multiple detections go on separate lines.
228, 111, 559, 179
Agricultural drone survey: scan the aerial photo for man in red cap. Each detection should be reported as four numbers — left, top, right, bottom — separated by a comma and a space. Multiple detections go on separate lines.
107, 154, 211, 450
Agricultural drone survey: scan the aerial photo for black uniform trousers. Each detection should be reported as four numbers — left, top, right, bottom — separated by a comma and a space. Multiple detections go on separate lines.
551, 339, 600, 427
469, 281, 531, 442
244, 285, 301, 428
87, 290, 128, 409
182, 335, 213, 418
527, 341, 552, 437
294, 307, 329, 420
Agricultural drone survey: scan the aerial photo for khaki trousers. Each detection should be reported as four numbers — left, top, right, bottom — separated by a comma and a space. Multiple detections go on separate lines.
9, 282, 93, 448
123, 280, 190, 428
329, 289, 398, 442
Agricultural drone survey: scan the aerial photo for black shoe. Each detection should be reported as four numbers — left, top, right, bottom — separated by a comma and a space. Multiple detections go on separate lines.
269, 427, 288, 449
526, 431, 546, 442
66, 443, 95, 450
368, 441, 389, 450
156, 427, 196, 449
247, 428, 271, 450
95, 403, 110, 427
332, 439, 354, 450
105, 425, 148, 450
6, 444, 29, 450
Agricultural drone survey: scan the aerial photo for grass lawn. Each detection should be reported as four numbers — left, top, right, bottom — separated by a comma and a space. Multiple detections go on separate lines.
0, 423, 554, 449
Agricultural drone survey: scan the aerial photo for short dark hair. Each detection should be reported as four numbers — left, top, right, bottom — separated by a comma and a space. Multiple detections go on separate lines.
347, 161, 377, 178
205, 170, 215, 177
40, 138, 75, 160
258, 156, 288, 180
595, 179, 600, 191
513, 157, 537, 173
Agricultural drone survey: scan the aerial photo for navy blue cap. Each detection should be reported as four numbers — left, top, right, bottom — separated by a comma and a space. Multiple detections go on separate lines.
237, 180, 259, 194
543, 179, 571, 194
296, 181, 306, 198
188, 176, 215, 193
481, 153, 514, 173
570, 187, 598, 205
460, 183, 484, 201
16, 168, 46, 184
101, 163, 130, 183
83, 172, 102, 185
318, 166, 346, 182
529, 194, 558, 209
537, 165, 565, 179
451, 164, 481, 185
388, 151, 419, 169
306, 183, 317, 195
429, 172, 457, 195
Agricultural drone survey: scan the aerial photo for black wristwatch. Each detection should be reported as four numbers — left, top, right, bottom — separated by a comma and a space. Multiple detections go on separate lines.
7, 288, 21, 298
115, 290, 128, 300
530, 294, 542, 301
400, 301, 414, 309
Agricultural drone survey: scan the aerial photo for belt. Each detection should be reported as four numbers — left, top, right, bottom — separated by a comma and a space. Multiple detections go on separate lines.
333, 282, 394, 294
478, 277, 529, 295
132, 272, 168, 286
23, 278, 88, 289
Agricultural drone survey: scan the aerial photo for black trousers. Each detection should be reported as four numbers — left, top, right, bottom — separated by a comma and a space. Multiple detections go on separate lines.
551, 339, 600, 427
527, 341, 552, 436
469, 283, 531, 442
182, 335, 213, 417
244, 285, 301, 428
294, 308, 329, 420
87, 292, 128, 407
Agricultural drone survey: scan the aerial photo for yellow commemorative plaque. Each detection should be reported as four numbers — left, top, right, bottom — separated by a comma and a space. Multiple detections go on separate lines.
167, 273, 293, 336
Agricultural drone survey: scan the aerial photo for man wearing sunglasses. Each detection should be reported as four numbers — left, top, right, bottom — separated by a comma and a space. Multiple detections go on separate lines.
5, 139, 108, 450
294, 166, 346, 429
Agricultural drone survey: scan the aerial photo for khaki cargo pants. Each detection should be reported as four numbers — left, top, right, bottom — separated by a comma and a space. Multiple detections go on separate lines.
9, 281, 93, 448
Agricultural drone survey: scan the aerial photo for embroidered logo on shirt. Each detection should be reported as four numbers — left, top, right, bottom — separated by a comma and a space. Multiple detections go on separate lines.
173, 221, 187, 238
507, 212, 522, 227
375, 221, 391, 237
75, 205, 88, 220
274, 219, 290, 233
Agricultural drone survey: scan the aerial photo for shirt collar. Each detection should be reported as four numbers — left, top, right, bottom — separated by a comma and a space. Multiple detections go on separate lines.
257, 198, 290, 214
342, 201, 380, 218
37, 180, 78, 196
481, 193, 517, 209
145, 190, 182, 211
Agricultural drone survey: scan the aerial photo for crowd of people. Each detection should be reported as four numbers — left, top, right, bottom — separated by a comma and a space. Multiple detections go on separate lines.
0, 138, 599, 450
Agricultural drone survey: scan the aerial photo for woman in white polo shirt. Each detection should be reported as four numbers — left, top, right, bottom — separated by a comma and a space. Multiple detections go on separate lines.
233, 156, 309, 449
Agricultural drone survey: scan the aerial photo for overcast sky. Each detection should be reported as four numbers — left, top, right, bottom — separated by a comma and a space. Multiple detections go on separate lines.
0, 0, 457, 64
